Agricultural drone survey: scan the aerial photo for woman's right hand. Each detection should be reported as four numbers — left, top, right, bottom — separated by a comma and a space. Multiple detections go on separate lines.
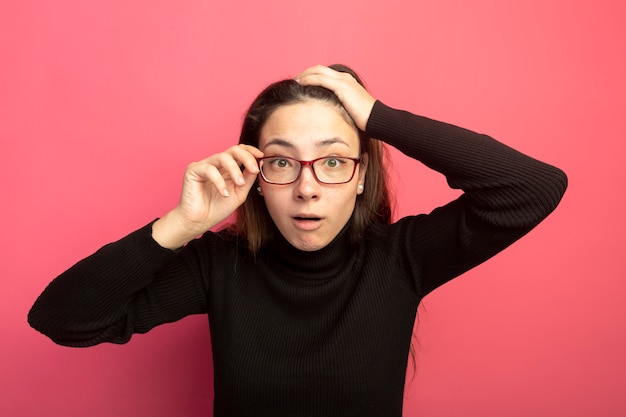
152, 144, 263, 249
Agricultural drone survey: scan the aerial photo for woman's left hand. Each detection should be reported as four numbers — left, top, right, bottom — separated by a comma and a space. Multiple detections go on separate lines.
295, 65, 376, 131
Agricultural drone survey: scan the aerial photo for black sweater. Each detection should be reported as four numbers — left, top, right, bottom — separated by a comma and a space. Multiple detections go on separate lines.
29, 101, 567, 416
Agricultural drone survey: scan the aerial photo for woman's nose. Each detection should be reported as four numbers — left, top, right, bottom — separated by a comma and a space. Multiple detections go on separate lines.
294, 165, 320, 200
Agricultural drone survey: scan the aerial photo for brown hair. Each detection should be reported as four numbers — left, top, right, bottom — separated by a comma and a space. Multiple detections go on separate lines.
233, 64, 393, 253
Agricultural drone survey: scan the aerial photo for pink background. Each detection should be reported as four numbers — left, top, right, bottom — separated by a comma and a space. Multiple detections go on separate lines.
2, 1, 625, 416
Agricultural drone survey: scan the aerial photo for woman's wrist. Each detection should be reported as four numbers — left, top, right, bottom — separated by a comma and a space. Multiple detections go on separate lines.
151, 211, 199, 250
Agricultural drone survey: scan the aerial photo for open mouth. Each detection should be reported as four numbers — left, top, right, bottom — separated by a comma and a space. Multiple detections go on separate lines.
292, 216, 323, 231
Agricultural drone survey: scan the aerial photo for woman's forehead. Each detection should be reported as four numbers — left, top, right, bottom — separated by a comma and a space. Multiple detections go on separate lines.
259, 101, 359, 151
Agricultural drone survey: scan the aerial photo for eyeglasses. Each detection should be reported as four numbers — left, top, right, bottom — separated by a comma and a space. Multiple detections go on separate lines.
257, 156, 361, 185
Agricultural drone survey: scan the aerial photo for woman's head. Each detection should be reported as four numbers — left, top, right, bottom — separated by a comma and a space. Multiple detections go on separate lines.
235, 64, 392, 253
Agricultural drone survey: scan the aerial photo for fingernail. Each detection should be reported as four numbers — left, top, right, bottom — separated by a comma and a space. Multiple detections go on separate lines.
222, 189, 230, 197
237, 176, 245, 185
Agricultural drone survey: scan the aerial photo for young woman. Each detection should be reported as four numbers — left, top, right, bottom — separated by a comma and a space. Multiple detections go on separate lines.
29, 64, 567, 416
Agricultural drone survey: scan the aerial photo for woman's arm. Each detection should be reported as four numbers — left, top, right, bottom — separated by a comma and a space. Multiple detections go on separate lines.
368, 101, 567, 227
27, 223, 209, 347
296, 65, 566, 294
367, 101, 568, 295
29, 145, 264, 346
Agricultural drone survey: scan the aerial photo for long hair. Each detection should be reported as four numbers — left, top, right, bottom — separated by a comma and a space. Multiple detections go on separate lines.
233, 64, 393, 253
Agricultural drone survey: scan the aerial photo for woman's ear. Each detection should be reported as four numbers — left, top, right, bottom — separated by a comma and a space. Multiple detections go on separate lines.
357, 152, 368, 194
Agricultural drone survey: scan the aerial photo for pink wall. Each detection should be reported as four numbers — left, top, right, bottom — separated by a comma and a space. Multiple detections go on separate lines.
2, 1, 625, 416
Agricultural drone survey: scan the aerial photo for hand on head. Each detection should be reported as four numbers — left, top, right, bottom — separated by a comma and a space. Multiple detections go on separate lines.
295, 65, 376, 131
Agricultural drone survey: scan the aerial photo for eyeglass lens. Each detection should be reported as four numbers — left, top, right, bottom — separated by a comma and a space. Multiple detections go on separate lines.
259, 157, 358, 184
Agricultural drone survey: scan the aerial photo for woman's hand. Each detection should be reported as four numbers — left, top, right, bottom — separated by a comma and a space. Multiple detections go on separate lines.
295, 65, 376, 131
152, 144, 263, 249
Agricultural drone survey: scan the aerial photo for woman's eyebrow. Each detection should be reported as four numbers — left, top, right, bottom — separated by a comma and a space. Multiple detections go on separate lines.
263, 137, 352, 151
316, 137, 350, 148
263, 138, 294, 149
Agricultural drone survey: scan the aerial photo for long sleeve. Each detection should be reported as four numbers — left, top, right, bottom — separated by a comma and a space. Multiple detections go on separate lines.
28, 99, 568, 415
365, 101, 568, 296
28, 222, 209, 347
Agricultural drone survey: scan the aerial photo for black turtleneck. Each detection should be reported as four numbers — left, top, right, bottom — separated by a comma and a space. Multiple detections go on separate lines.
263, 220, 354, 278
29, 101, 567, 416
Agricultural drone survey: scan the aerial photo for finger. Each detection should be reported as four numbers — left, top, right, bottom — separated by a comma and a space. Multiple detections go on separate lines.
213, 151, 249, 187
238, 144, 264, 158
196, 150, 248, 185
295, 65, 352, 88
187, 161, 230, 197
295, 64, 338, 80
229, 144, 263, 175
295, 66, 374, 131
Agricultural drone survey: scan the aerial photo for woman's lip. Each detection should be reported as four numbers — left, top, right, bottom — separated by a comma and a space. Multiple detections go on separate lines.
292, 216, 323, 231
293, 213, 323, 220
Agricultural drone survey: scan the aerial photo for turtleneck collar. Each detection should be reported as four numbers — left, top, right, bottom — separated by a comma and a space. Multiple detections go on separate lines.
261, 220, 354, 280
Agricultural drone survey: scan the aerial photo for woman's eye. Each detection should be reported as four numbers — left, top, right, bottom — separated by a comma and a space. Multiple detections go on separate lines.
324, 158, 343, 168
271, 158, 291, 168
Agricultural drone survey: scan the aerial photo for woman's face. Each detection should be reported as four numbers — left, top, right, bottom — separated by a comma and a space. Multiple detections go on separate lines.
258, 100, 367, 251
